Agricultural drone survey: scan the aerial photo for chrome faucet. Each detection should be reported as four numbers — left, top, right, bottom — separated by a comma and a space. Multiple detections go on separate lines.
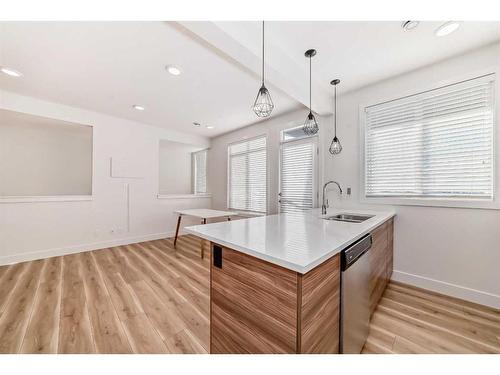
322, 180, 343, 215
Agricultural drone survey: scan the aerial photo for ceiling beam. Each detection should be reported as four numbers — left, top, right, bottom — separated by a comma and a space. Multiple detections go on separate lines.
172, 21, 332, 116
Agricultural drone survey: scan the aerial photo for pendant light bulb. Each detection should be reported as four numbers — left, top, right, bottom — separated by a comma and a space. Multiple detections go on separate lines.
303, 49, 319, 135
253, 85, 274, 118
329, 136, 342, 155
329, 79, 342, 155
304, 111, 319, 136
253, 21, 274, 118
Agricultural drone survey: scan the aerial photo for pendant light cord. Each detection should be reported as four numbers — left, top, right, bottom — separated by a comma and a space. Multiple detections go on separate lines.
334, 84, 337, 136
262, 20, 265, 86
309, 55, 312, 111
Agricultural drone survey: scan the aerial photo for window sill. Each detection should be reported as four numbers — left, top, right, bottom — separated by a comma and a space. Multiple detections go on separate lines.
361, 196, 500, 210
0, 195, 93, 203
157, 194, 212, 200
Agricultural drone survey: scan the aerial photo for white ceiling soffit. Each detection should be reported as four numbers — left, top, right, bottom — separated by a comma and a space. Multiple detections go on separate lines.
183, 21, 500, 113
177, 21, 332, 115
0, 21, 301, 138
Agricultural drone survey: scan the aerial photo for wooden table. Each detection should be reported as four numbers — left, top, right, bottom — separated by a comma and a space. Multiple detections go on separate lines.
173, 209, 237, 259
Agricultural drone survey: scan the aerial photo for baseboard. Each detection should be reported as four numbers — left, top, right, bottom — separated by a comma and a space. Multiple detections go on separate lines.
0, 229, 190, 266
392, 270, 500, 310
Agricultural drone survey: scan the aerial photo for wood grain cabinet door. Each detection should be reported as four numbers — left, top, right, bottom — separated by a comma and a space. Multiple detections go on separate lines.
210, 245, 298, 353
368, 219, 394, 315
209, 219, 393, 353
300, 254, 340, 353
386, 219, 394, 281
369, 222, 389, 315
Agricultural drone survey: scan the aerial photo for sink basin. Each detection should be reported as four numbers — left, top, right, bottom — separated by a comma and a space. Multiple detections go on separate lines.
323, 213, 374, 223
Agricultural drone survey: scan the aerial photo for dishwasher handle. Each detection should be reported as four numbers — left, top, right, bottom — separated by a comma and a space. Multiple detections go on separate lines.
341, 234, 372, 271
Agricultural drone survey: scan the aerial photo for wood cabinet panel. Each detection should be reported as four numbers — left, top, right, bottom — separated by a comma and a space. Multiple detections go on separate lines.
212, 272, 297, 348
369, 246, 386, 294
209, 217, 393, 353
211, 291, 295, 353
217, 248, 297, 304
300, 254, 340, 353
371, 222, 388, 259
368, 219, 394, 315
369, 222, 387, 314
210, 246, 298, 354
210, 246, 341, 354
386, 219, 394, 280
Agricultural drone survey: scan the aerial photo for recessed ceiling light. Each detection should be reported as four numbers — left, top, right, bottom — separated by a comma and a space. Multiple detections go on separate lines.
166, 65, 181, 76
206, 126, 215, 129
193, 122, 201, 127
132, 105, 145, 111
0, 67, 22, 77
435, 21, 461, 37
402, 21, 419, 32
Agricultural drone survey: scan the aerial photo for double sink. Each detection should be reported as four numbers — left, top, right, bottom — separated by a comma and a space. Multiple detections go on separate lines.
323, 213, 374, 223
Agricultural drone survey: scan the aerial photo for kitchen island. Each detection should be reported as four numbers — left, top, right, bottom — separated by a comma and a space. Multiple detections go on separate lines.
186, 209, 395, 354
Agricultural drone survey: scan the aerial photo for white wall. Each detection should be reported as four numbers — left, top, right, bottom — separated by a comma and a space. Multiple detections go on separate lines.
208, 43, 500, 309
209, 108, 327, 215
159, 140, 201, 195
324, 42, 500, 309
0, 90, 211, 265
0, 109, 93, 196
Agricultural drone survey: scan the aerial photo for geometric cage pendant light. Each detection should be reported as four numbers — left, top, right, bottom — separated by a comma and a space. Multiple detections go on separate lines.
329, 79, 342, 155
253, 21, 274, 118
303, 49, 319, 135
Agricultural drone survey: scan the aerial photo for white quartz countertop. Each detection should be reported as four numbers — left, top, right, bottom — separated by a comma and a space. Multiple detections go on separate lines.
185, 208, 395, 274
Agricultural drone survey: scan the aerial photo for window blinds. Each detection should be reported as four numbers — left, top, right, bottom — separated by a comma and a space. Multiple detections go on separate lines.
193, 150, 207, 194
280, 138, 316, 213
228, 136, 267, 213
365, 75, 494, 199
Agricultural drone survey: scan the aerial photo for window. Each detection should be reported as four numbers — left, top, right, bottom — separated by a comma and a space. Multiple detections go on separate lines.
158, 140, 208, 196
281, 125, 312, 142
364, 75, 494, 201
279, 126, 318, 213
0, 109, 92, 198
193, 149, 207, 194
228, 136, 267, 213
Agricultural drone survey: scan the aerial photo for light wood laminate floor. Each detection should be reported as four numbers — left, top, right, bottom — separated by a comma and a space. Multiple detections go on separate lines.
362, 281, 500, 353
0, 235, 210, 353
0, 235, 499, 354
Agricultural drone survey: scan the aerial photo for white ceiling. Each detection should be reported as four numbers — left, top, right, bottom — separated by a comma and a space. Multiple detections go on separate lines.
213, 21, 500, 112
0, 21, 301, 138
2, 21, 500, 138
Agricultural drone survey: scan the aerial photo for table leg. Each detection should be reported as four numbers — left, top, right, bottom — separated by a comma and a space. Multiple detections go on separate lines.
200, 218, 207, 259
174, 215, 182, 248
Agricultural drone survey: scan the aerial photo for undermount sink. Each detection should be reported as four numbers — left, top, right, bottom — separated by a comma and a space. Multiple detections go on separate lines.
323, 213, 374, 223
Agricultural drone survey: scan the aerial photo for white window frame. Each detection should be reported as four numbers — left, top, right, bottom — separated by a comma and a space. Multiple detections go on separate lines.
192, 149, 208, 195
359, 72, 500, 210
278, 126, 319, 213
226, 134, 268, 214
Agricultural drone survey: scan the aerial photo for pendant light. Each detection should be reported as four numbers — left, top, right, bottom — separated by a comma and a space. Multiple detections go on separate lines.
303, 49, 319, 135
253, 21, 274, 117
329, 79, 342, 155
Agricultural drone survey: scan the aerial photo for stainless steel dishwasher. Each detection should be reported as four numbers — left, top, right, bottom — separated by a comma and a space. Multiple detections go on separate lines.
340, 234, 372, 354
